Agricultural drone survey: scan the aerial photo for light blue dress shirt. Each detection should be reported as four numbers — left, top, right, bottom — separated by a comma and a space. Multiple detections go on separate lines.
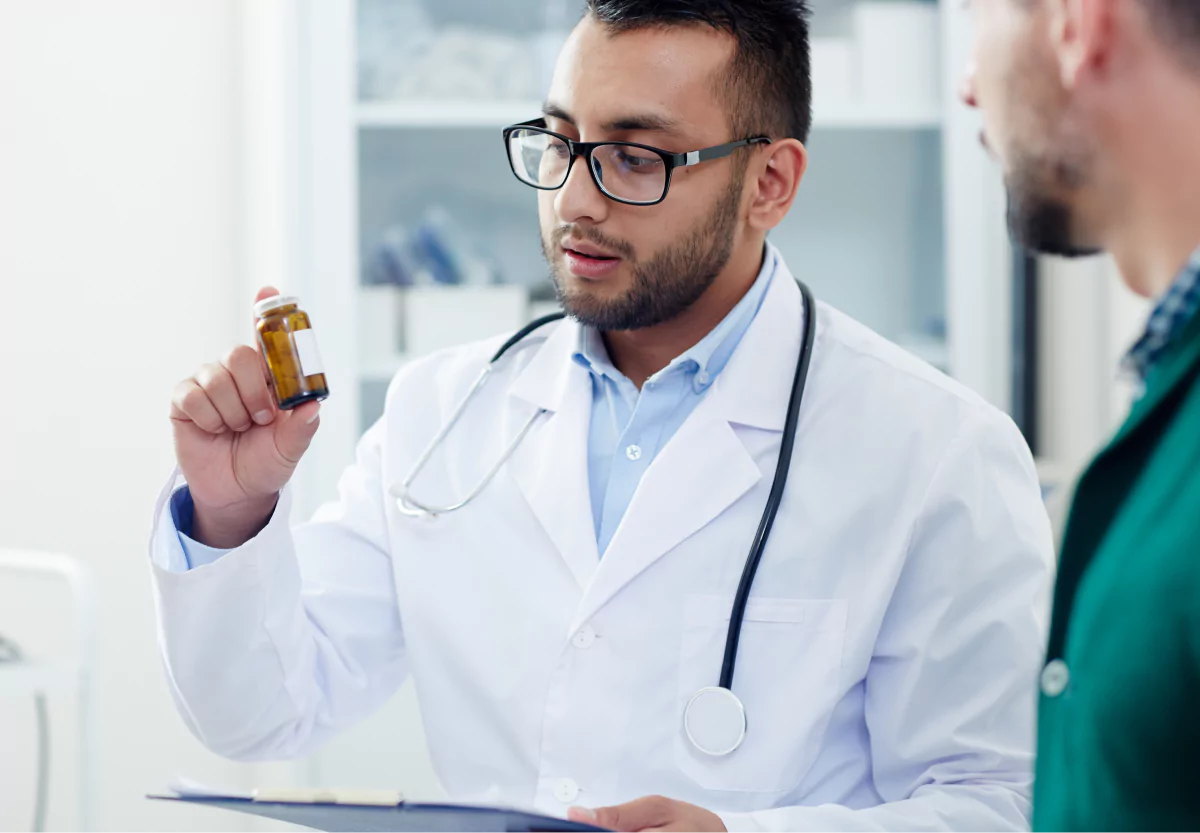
172, 247, 778, 567
572, 248, 776, 555
170, 488, 233, 569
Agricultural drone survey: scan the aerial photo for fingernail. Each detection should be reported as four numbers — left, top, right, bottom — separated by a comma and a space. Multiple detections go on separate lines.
306, 404, 321, 425
569, 807, 596, 821
253, 410, 272, 425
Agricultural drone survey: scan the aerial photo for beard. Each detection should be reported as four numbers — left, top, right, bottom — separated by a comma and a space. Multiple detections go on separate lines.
998, 61, 1102, 259
540, 167, 744, 331
1004, 150, 1102, 259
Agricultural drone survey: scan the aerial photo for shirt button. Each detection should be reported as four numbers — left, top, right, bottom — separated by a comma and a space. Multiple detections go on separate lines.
572, 625, 596, 649
625, 444, 642, 461
554, 778, 580, 804
1041, 659, 1070, 698
696, 370, 711, 386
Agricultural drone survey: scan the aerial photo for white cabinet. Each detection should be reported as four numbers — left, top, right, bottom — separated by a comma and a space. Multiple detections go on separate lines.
274, 0, 1011, 791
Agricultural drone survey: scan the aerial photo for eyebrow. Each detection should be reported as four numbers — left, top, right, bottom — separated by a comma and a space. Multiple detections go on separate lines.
542, 102, 684, 135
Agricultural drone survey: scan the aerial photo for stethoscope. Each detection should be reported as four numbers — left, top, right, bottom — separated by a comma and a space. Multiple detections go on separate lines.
388, 279, 817, 758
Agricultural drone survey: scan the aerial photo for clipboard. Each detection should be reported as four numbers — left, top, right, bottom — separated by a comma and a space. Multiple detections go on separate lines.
148, 793, 606, 832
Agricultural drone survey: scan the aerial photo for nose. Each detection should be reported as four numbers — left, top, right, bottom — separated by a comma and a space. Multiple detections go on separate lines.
554, 153, 609, 227
959, 61, 979, 108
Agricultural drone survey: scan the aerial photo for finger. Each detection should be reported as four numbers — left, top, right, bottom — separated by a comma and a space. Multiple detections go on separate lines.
591, 797, 673, 833
251, 285, 282, 333
194, 361, 254, 432
568, 808, 604, 828
272, 400, 321, 464
223, 345, 275, 425
170, 379, 226, 434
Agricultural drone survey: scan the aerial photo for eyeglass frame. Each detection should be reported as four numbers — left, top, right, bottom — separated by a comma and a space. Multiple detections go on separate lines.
501, 118, 772, 207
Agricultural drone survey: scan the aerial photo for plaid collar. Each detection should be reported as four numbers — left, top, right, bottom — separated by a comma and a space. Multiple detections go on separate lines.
1124, 246, 1200, 383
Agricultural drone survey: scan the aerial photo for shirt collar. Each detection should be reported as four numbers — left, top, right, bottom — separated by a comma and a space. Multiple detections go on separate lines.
1123, 245, 1200, 383
572, 243, 780, 392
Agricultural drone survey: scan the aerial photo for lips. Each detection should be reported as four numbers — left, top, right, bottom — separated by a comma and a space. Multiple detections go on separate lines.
560, 239, 623, 280
561, 239, 620, 261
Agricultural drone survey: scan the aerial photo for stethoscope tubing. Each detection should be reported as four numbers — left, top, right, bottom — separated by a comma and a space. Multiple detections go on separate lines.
719, 281, 816, 691
391, 281, 818, 730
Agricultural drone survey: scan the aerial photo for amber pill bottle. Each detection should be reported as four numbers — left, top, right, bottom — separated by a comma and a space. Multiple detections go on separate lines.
254, 295, 330, 410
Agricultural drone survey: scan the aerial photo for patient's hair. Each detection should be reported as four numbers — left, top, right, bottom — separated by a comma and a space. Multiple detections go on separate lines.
1141, 0, 1200, 68
584, 0, 813, 143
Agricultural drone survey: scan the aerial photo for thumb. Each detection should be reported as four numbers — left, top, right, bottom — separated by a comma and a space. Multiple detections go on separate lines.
273, 400, 321, 464
252, 286, 282, 333
587, 797, 671, 832
568, 807, 603, 828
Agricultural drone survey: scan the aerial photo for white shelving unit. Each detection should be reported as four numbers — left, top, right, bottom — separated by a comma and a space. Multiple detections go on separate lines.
273, 0, 1012, 791
357, 100, 943, 131
358, 100, 544, 128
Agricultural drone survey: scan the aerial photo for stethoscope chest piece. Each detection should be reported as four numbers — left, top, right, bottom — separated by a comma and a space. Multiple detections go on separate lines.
684, 686, 747, 757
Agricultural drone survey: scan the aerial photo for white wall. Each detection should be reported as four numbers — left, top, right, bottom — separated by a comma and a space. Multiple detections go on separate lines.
0, 2, 298, 829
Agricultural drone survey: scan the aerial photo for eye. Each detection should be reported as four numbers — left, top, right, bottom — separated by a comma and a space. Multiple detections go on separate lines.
614, 148, 663, 173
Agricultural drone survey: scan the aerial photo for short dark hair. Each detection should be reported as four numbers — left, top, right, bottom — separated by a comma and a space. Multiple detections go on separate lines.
584, 0, 813, 143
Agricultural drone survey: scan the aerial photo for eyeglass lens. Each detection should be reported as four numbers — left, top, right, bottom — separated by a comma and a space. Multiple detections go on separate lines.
507, 128, 668, 204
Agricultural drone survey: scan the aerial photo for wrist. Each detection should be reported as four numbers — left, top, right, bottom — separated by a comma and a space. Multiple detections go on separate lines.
191, 492, 279, 549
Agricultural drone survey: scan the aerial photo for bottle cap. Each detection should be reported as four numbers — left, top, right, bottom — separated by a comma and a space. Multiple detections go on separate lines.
254, 294, 300, 318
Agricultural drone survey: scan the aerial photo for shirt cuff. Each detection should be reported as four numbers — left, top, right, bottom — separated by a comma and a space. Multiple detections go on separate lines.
169, 486, 234, 570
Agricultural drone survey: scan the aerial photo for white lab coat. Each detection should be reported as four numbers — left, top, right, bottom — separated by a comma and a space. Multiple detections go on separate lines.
150, 264, 1055, 831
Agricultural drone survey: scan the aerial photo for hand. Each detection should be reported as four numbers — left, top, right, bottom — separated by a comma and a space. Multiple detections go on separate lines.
169, 286, 322, 547
568, 796, 727, 832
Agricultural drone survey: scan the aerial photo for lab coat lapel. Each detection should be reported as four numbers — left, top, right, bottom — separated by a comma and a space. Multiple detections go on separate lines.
573, 273, 807, 630
506, 319, 601, 590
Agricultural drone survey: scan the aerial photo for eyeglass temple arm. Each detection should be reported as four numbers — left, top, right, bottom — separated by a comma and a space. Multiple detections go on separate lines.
672, 137, 772, 168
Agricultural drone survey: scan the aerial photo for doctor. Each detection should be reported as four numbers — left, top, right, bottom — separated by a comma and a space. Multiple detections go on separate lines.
153, 1, 1054, 830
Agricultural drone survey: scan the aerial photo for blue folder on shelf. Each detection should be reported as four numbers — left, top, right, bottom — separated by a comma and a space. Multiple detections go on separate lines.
149, 789, 605, 832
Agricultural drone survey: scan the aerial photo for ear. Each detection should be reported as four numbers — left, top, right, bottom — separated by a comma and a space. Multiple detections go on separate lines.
1049, 0, 1116, 89
746, 138, 807, 232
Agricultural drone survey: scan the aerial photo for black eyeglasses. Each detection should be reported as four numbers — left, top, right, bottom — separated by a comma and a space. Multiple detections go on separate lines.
502, 118, 771, 207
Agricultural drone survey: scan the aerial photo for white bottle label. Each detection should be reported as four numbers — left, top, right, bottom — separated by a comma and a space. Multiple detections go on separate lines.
292, 329, 325, 377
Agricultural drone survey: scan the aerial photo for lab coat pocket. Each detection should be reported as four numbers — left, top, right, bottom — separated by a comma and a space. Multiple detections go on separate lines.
674, 595, 847, 794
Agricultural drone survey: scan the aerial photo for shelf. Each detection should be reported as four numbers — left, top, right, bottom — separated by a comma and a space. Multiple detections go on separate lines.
357, 100, 942, 131
0, 661, 79, 695
812, 104, 942, 130
358, 100, 544, 129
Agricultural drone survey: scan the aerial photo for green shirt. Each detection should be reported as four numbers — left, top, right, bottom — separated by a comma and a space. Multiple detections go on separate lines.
1034, 307, 1200, 830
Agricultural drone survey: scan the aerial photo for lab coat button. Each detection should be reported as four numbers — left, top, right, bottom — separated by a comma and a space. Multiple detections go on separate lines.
1041, 659, 1070, 697
554, 778, 580, 803
572, 625, 596, 649
625, 444, 642, 461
